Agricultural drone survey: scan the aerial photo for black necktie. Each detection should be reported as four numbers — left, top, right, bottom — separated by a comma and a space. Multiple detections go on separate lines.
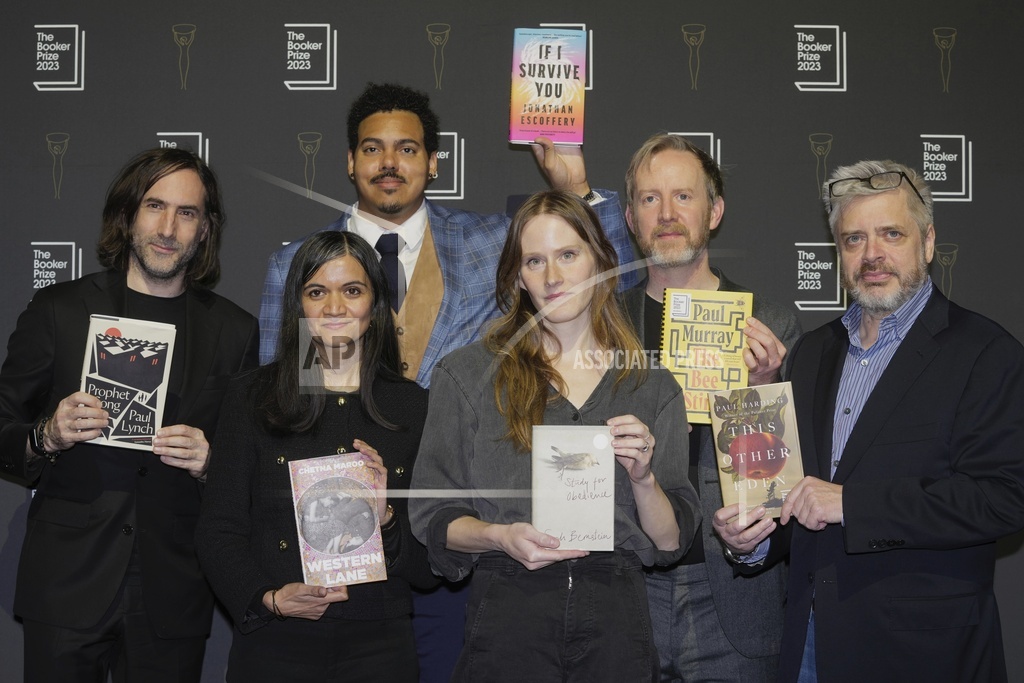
375, 233, 405, 312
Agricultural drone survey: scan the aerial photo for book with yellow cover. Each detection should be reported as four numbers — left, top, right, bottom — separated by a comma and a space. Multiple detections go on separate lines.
660, 289, 752, 424
510, 27, 586, 145
709, 381, 804, 520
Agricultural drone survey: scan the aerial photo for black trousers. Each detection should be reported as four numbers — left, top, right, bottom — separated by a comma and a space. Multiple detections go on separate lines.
453, 551, 659, 683
226, 615, 418, 683
22, 569, 205, 683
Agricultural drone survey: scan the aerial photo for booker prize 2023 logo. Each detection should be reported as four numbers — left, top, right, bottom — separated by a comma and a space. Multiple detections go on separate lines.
283, 23, 337, 90
920, 134, 972, 202
793, 244, 845, 312
794, 25, 846, 92
30, 242, 81, 290
33, 24, 85, 91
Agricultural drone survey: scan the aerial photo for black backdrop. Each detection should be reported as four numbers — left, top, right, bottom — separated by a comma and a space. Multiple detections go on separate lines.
2, 1, 1023, 680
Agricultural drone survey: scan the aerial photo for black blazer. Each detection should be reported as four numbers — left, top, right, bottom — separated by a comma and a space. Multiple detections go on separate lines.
0, 271, 258, 637
775, 286, 1024, 682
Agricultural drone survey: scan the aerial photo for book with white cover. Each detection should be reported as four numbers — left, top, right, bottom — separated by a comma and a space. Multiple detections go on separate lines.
531, 425, 615, 551
80, 314, 176, 450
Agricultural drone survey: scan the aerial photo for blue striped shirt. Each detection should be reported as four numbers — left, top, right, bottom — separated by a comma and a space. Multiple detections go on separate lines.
830, 281, 933, 480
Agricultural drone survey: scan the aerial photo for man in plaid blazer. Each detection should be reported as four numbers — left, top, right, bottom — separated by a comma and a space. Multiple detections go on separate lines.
258, 83, 636, 380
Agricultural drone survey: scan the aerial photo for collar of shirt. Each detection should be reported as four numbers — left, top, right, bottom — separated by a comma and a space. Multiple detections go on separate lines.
830, 280, 933, 479
347, 200, 428, 286
840, 279, 933, 354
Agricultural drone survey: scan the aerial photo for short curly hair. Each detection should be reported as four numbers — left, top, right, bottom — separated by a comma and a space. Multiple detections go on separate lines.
346, 83, 440, 154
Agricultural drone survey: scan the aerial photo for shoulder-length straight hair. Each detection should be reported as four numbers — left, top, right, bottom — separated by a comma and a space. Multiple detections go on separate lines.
96, 147, 224, 287
257, 230, 406, 433
484, 190, 645, 451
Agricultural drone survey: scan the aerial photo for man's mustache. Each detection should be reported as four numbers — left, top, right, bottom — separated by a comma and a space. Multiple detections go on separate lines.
371, 171, 406, 184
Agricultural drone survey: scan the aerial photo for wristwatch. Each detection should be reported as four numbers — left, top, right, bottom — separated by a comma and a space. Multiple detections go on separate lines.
30, 416, 62, 464
722, 545, 754, 564
581, 189, 599, 205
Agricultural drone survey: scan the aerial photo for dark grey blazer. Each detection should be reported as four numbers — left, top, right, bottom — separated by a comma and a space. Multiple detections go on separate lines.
623, 268, 802, 659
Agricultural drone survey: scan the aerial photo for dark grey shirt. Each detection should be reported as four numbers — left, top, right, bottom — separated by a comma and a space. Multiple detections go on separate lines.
409, 342, 700, 582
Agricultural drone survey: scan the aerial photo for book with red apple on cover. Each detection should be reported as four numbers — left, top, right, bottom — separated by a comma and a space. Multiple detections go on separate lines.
709, 381, 804, 520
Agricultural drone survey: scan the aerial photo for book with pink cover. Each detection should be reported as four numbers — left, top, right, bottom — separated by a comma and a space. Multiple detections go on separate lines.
289, 453, 386, 587
510, 27, 586, 145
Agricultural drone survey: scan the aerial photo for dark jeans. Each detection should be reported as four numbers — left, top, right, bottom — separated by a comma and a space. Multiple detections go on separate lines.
454, 551, 658, 683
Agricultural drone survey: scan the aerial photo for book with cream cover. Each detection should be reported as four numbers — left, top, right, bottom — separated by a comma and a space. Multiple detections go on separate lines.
532, 425, 615, 551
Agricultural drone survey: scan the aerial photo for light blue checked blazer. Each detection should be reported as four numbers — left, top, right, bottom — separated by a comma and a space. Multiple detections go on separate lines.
257, 194, 636, 387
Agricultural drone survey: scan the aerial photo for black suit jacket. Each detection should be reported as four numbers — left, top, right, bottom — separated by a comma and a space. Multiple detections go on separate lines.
0, 271, 258, 637
776, 286, 1024, 682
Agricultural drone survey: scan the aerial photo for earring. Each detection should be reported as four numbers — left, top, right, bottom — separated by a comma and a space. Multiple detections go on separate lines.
429, 172, 438, 180
348, 173, 355, 180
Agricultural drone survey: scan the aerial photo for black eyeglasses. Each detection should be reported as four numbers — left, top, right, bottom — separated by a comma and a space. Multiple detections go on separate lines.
827, 171, 927, 211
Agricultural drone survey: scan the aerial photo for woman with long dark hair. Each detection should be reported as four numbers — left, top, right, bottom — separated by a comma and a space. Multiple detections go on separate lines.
196, 231, 436, 682
410, 190, 699, 681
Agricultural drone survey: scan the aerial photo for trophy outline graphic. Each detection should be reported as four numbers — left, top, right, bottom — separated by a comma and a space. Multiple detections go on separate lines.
540, 22, 593, 90
933, 243, 958, 298
668, 131, 722, 164
297, 132, 323, 199
33, 24, 86, 91
30, 242, 82, 285
424, 132, 466, 201
794, 242, 847, 312
46, 132, 71, 200
284, 23, 338, 91
920, 134, 973, 202
681, 24, 706, 91
933, 27, 956, 93
172, 24, 197, 90
425, 23, 451, 90
809, 133, 833, 196
794, 25, 847, 92
156, 132, 210, 162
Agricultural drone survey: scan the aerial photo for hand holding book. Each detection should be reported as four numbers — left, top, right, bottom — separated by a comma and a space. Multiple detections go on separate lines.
34, 390, 109, 455
712, 503, 777, 558
153, 423, 209, 479
530, 135, 590, 198
741, 316, 788, 386
262, 583, 349, 620
351, 438, 391, 525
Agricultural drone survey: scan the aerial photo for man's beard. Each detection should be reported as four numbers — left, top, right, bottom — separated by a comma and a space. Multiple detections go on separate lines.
376, 201, 403, 215
637, 218, 711, 268
842, 249, 929, 316
372, 171, 406, 215
130, 234, 200, 282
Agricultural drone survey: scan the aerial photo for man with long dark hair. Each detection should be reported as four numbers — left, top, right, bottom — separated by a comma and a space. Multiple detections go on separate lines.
0, 148, 258, 682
